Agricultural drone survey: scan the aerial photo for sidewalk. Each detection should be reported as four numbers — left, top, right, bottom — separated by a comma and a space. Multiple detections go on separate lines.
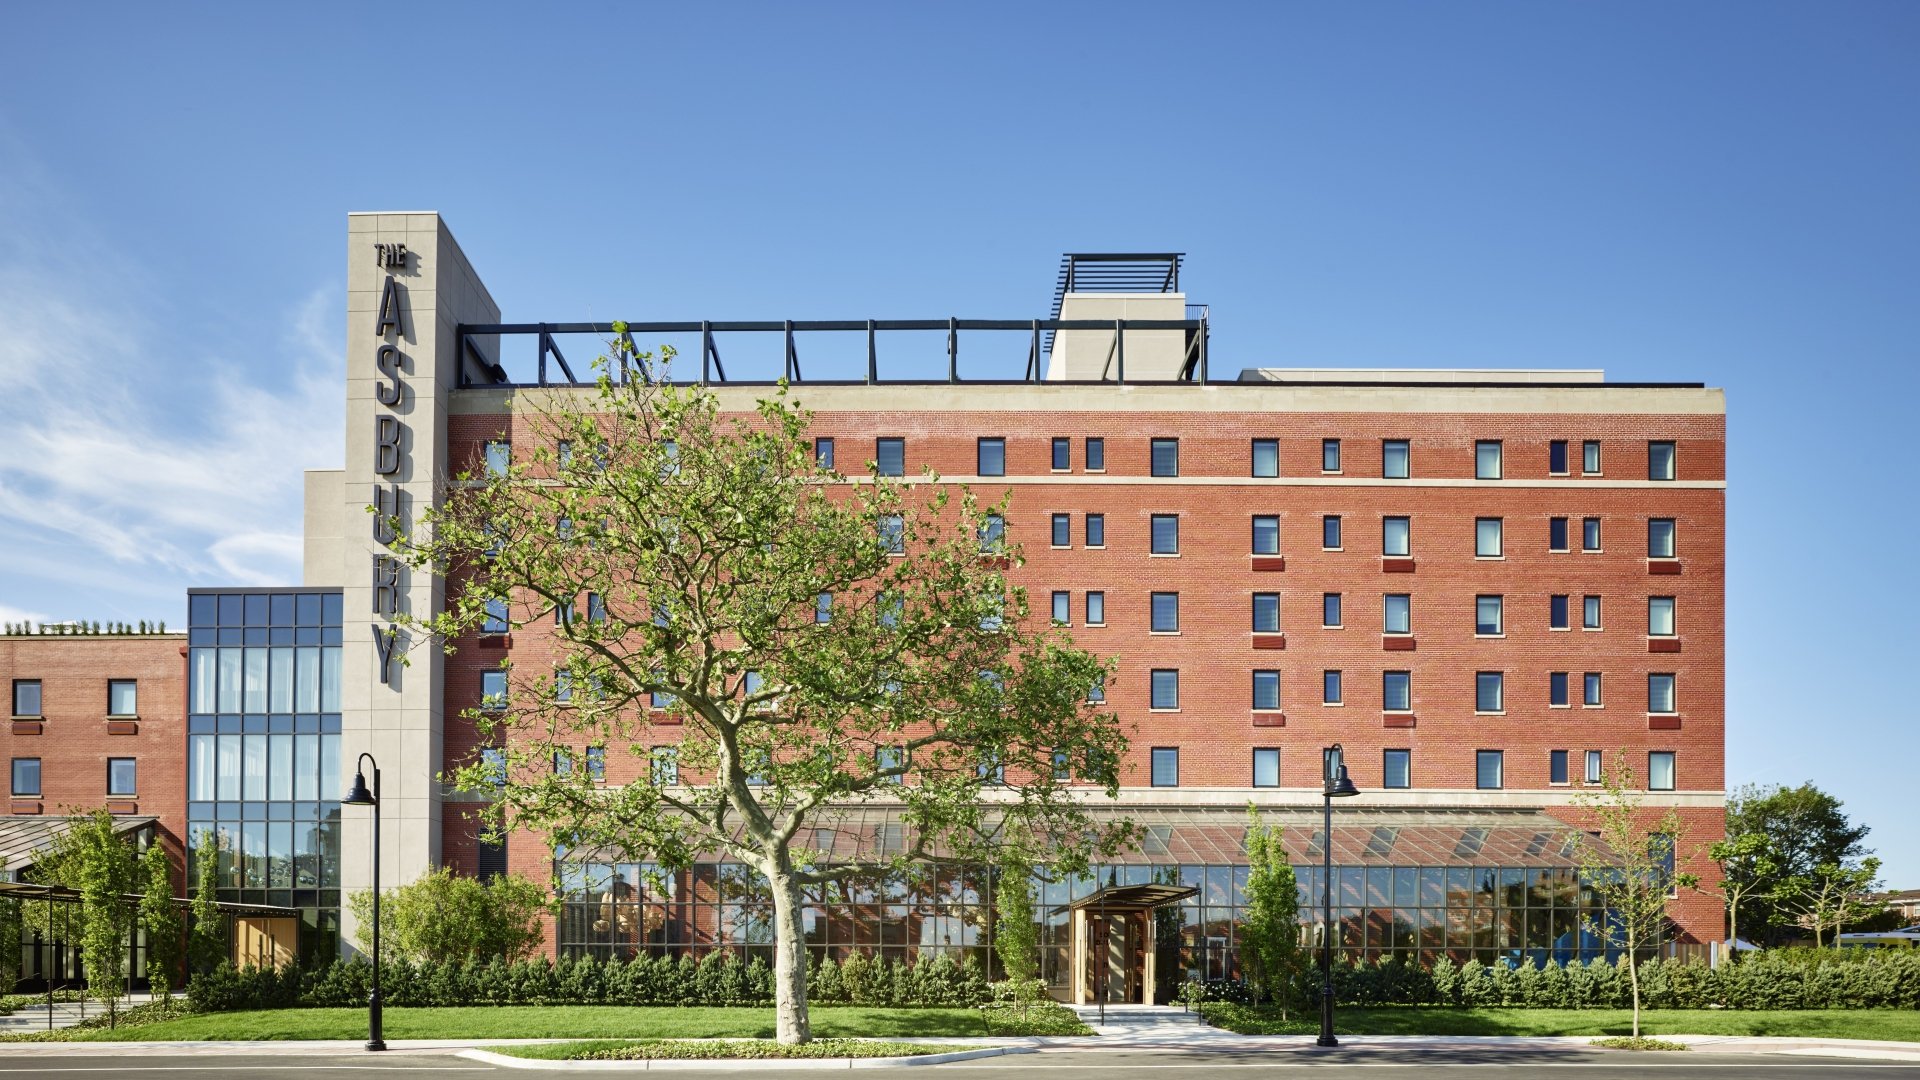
0, 993, 158, 1035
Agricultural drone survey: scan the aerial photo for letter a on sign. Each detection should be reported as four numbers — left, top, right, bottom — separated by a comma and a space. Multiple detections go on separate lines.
375, 275, 403, 337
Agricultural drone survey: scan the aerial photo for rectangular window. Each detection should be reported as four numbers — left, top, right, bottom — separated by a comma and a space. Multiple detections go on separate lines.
586, 746, 606, 781
1051, 591, 1070, 625
1383, 749, 1411, 789
1322, 593, 1342, 628
1087, 674, 1105, 703
482, 598, 510, 634
1550, 750, 1569, 785
1252, 515, 1280, 555
11, 758, 40, 797
1085, 513, 1105, 548
586, 593, 606, 623
1550, 671, 1569, 706
1586, 750, 1604, 784
1150, 669, 1179, 710
1253, 748, 1281, 788
1252, 593, 1280, 633
1251, 439, 1279, 478
1649, 673, 1677, 714
1549, 440, 1569, 475
1476, 672, 1504, 713
1051, 437, 1071, 471
557, 439, 574, 469
1584, 672, 1603, 706
1383, 439, 1410, 478
1383, 516, 1411, 557
1150, 592, 1180, 633
1648, 518, 1676, 559
480, 669, 507, 710
1476, 750, 1504, 790
1550, 594, 1570, 630
1476, 517, 1503, 557
1150, 438, 1179, 477
875, 437, 905, 477
1649, 751, 1676, 791
1253, 670, 1281, 710
1648, 440, 1676, 480
108, 680, 137, 716
554, 751, 573, 777
1085, 437, 1105, 471
1383, 670, 1411, 711
1475, 440, 1502, 479
876, 746, 906, 782
1150, 748, 1179, 787
1051, 513, 1071, 548
1086, 591, 1105, 625
1150, 514, 1179, 554
1583, 595, 1602, 629
555, 670, 573, 703
1649, 596, 1676, 637
879, 514, 905, 554
13, 679, 41, 717
977, 437, 1006, 477
1322, 439, 1342, 473
1549, 517, 1570, 552
815, 592, 833, 625
1384, 594, 1411, 635
1322, 515, 1342, 550
978, 514, 1005, 553
484, 439, 510, 476
1583, 440, 1602, 474
1051, 749, 1070, 781
1582, 516, 1602, 551
1323, 670, 1343, 704
1476, 595, 1503, 635
814, 437, 835, 469
652, 748, 679, 786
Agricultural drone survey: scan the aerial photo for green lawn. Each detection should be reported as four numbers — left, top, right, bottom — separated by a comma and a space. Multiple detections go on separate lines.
493, 1039, 983, 1061
57, 1006, 1000, 1043
1203, 1005, 1920, 1042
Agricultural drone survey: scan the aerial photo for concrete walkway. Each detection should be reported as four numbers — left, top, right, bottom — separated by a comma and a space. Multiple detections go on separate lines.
0, 993, 157, 1034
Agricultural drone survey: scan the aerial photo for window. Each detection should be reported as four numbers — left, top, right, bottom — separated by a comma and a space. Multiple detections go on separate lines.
1323, 670, 1343, 705
652, 748, 679, 786
1476, 672, 1504, 713
1583, 595, 1602, 629
557, 439, 574, 469
1322, 439, 1341, 473
585, 593, 606, 623
1051, 591, 1071, 625
1550, 750, 1569, 785
1475, 517, 1503, 557
1383, 439, 1410, 478
1550, 594, 1570, 630
1550, 672, 1569, 706
480, 670, 507, 710
1383, 516, 1410, 557
1649, 596, 1676, 637
1322, 593, 1342, 627
1582, 517, 1602, 552
1585, 750, 1604, 784
1150, 748, 1179, 787
1383, 749, 1410, 789
586, 746, 606, 782
1475, 441, 1502, 479
977, 751, 1006, 785
1584, 672, 1603, 707
1253, 749, 1281, 788
875, 437, 905, 476
1583, 440, 1602, 474
1383, 670, 1411, 711
977, 437, 1005, 477
1151, 438, 1179, 477
13, 680, 41, 717
482, 598, 510, 634
1476, 750, 1504, 790
1051, 749, 1070, 780
1253, 670, 1281, 710
1150, 514, 1179, 554
1549, 440, 1569, 475
480, 748, 507, 787
1252, 515, 1280, 555
879, 514, 905, 554
1085, 513, 1106, 548
1649, 673, 1676, 714
1150, 592, 1180, 633
1251, 439, 1279, 478
106, 760, 138, 799
1549, 517, 1569, 552
555, 670, 573, 703
979, 592, 1005, 632
12, 758, 41, 797
1087, 674, 1106, 703
1085, 437, 1105, 471
108, 680, 137, 716
660, 441, 679, 477
1384, 594, 1411, 635
1649, 751, 1676, 791
814, 437, 835, 470
1476, 595, 1503, 635
815, 592, 833, 625
650, 674, 673, 708
978, 514, 1005, 553
1252, 593, 1280, 633
484, 439, 510, 476
1086, 591, 1106, 625
1150, 669, 1179, 710
1648, 518, 1676, 559
1051, 438, 1071, 471
1648, 440, 1676, 480
1051, 513, 1071, 547
1322, 515, 1342, 550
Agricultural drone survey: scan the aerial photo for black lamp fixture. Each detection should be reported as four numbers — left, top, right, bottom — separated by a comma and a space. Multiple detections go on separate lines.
1318, 743, 1360, 1048
342, 754, 384, 1052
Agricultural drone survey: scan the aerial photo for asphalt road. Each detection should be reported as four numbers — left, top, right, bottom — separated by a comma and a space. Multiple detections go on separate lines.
3, 1048, 1920, 1079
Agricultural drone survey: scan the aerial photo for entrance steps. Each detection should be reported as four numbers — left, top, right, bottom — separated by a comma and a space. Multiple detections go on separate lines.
1069, 1003, 1210, 1037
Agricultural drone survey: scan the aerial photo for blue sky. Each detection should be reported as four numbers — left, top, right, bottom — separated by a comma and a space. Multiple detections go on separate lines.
2, 2, 1915, 883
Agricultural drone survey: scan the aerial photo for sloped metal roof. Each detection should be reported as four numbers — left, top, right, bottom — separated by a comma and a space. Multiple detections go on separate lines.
0, 815, 156, 875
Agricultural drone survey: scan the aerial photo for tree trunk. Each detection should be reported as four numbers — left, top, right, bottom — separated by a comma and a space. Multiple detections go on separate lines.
1627, 951, 1641, 1039
769, 872, 813, 1046
1728, 897, 1738, 951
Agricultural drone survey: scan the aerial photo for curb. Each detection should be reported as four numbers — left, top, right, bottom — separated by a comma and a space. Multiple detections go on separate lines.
458, 1046, 1034, 1071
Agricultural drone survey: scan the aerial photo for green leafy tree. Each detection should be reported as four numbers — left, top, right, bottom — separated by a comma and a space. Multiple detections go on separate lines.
1570, 752, 1698, 1039
139, 842, 183, 997
1695, 831, 1780, 948
1788, 857, 1885, 947
39, 810, 141, 1025
187, 828, 226, 971
346, 869, 551, 964
391, 340, 1132, 1044
1727, 783, 1872, 944
991, 828, 1042, 1019
0, 895, 20, 993
1241, 807, 1305, 1017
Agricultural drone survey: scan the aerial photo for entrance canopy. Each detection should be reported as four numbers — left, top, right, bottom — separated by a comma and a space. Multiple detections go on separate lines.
0, 815, 155, 877
1063, 883, 1197, 914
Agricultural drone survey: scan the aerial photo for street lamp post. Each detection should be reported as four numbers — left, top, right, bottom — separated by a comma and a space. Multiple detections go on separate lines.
342, 754, 385, 1052
1318, 744, 1360, 1048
